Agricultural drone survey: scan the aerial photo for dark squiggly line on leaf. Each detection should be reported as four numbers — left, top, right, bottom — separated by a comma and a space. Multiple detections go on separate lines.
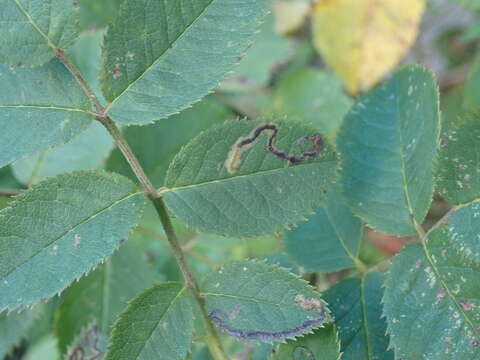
225, 122, 324, 174
209, 307, 328, 341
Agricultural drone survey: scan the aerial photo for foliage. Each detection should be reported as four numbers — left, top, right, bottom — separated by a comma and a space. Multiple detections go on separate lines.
0, 1, 479, 359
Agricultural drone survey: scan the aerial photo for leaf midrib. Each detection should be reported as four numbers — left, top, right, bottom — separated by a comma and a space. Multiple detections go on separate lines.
104, 0, 216, 113
360, 276, 373, 360
0, 105, 91, 114
163, 160, 336, 194
0, 191, 141, 282
11, 0, 57, 50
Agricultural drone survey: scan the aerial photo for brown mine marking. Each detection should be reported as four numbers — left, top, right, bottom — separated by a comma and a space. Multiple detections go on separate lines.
295, 294, 322, 311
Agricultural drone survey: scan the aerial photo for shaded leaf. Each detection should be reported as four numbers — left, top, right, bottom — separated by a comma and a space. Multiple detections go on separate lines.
0, 60, 93, 168
270, 325, 341, 360
324, 272, 393, 360
163, 120, 337, 238
284, 183, 364, 273
268, 68, 353, 141
337, 66, 440, 236
12, 121, 113, 186
312, 0, 425, 93
384, 202, 480, 359
0, 170, 146, 311
0, 0, 79, 66
105, 282, 194, 360
106, 98, 230, 187
202, 260, 330, 343
463, 54, 480, 111
0, 308, 39, 358
56, 239, 159, 354
101, 0, 269, 125
437, 113, 480, 205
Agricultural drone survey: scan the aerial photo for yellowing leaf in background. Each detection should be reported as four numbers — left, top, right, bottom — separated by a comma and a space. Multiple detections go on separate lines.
312, 0, 426, 94
272, 0, 311, 36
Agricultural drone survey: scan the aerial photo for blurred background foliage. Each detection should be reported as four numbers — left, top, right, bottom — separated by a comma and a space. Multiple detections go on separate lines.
1, 0, 480, 359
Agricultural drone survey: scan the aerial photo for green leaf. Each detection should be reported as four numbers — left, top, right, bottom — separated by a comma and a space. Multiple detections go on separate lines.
79, 0, 121, 30
101, 0, 269, 125
337, 65, 440, 236
0, 0, 79, 67
202, 260, 330, 343
23, 335, 60, 360
284, 183, 364, 273
55, 239, 159, 355
269, 325, 341, 360
268, 68, 353, 141
105, 282, 194, 360
12, 121, 113, 186
220, 14, 293, 92
384, 203, 480, 359
0, 60, 93, 168
0, 170, 146, 311
107, 98, 230, 187
324, 272, 393, 360
163, 120, 337, 238
437, 113, 480, 205
0, 308, 39, 358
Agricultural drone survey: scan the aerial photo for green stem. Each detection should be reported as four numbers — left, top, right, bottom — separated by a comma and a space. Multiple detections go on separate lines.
57, 48, 228, 360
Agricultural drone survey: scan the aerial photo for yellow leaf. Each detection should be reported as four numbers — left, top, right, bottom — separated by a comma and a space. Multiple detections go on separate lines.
312, 0, 426, 94
272, 0, 311, 36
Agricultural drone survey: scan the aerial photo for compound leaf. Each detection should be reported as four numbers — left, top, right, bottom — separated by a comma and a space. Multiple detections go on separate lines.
337, 66, 440, 236
0, 0, 79, 67
101, 0, 269, 125
0, 60, 93, 168
384, 202, 480, 359
105, 282, 193, 360
202, 260, 330, 343
284, 183, 363, 273
163, 120, 337, 238
0, 170, 146, 311
56, 240, 159, 355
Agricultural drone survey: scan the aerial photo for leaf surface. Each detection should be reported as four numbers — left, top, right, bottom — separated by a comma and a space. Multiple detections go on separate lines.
337, 66, 440, 236
0, 170, 146, 311
384, 203, 480, 359
324, 272, 393, 360
269, 325, 341, 360
101, 0, 268, 125
106, 99, 230, 187
437, 113, 480, 205
0, 0, 79, 66
284, 183, 363, 273
312, 0, 425, 93
56, 240, 159, 354
12, 121, 113, 186
105, 282, 193, 360
202, 260, 330, 343
0, 60, 93, 168
163, 120, 337, 237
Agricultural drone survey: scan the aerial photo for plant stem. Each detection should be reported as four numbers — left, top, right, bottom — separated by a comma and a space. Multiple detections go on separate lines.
57, 47, 228, 360
150, 197, 228, 360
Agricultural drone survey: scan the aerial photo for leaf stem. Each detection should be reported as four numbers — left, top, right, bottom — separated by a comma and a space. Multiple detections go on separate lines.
56, 47, 227, 360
